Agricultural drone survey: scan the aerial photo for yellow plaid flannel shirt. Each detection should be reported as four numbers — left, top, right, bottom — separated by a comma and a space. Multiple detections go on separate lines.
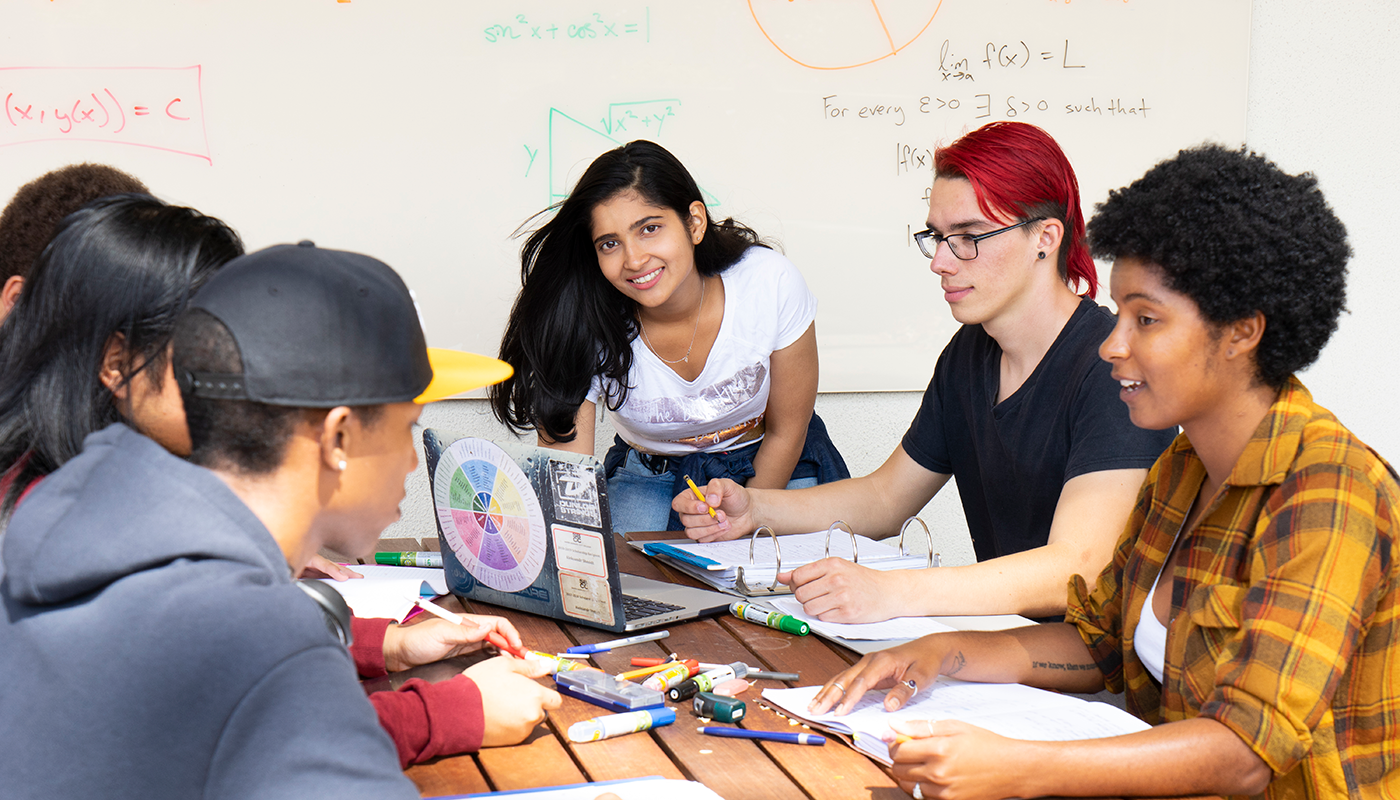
1066, 378, 1399, 798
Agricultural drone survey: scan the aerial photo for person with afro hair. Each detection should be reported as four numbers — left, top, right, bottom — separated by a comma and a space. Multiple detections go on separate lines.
0, 163, 148, 322
806, 144, 1399, 799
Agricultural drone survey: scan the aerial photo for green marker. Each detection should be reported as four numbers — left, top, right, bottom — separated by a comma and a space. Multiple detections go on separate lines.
730, 601, 809, 636
374, 551, 443, 567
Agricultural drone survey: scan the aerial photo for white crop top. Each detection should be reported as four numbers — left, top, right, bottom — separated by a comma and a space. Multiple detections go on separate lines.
587, 246, 817, 456
1135, 571, 1170, 684
1134, 520, 1186, 684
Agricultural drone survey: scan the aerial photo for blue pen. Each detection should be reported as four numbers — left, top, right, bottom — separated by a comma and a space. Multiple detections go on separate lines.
565, 630, 670, 655
697, 726, 826, 746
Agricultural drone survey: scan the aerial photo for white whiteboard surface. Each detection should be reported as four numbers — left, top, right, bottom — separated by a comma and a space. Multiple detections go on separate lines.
0, 1, 1249, 392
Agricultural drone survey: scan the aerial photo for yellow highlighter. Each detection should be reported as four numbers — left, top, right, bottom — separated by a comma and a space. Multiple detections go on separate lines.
683, 474, 718, 519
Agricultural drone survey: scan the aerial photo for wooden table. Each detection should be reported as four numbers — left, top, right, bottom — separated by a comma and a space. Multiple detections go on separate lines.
362, 538, 1217, 800
363, 535, 903, 800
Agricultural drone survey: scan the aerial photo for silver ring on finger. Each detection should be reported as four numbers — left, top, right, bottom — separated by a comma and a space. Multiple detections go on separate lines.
902, 678, 918, 695
912, 781, 924, 800
832, 681, 846, 694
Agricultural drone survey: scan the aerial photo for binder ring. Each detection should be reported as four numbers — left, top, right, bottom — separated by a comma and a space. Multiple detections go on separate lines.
824, 520, 858, 564
746, 525, 783, 592
898, 516, 939, 569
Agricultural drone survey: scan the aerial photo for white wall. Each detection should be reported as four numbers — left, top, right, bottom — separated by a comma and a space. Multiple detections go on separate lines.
383, 0, 1400, 566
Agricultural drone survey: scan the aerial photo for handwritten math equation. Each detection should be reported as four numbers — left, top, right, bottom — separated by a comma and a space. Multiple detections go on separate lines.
937, 38, 1086, 82
0, 67, 209, 163
824, 93, 1151, 130
484, 9, 650, 44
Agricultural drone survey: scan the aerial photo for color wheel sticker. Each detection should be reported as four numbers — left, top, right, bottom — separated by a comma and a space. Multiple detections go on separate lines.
432, 438, 546, 593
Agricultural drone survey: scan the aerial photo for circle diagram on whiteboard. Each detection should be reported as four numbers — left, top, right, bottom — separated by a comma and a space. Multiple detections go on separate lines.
432, 438, 546, 592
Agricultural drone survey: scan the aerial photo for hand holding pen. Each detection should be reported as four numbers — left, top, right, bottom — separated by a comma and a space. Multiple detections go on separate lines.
391, 596, 527, 670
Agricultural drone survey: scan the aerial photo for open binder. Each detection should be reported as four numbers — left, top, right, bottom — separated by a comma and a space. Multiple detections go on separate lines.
635, 518, 939, 597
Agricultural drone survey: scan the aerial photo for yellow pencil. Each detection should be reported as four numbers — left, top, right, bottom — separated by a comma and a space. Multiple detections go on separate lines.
683, 474, 718, 519
616, 661, 681, 682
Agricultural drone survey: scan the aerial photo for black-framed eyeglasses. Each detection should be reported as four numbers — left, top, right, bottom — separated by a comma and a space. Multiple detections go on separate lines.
913, 217, 1045, 261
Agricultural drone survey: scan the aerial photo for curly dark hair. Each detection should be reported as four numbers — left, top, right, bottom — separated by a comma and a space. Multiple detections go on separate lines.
1087, 144, 1349, 390
0, 163, 149, 281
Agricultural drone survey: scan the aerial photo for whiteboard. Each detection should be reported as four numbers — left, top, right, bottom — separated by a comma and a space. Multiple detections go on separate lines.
0, 0, 1249, 392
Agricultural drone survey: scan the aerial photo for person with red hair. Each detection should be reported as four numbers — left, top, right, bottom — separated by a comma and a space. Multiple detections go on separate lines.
675, 122, 1175, 624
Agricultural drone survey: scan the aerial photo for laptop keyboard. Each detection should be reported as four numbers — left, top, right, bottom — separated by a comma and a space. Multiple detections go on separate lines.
622, 593, 685, 621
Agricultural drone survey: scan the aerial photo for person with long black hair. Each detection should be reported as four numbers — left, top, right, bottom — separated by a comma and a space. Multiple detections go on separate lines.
491, 140, 847, 533
0, 193, 243, 519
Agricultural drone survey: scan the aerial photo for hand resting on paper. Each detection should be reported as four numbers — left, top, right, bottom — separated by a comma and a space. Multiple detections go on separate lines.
672, 477, 753, 542
777, 557, 900, 624
464, 656, 563, 747
809, 636, 943, 716
299, 553, 363, 580
382, 615, 524, 672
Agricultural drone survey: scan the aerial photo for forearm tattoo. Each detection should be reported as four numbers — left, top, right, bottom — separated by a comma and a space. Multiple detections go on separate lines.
946, 650, 967, 676
1031, 660, 1097, 672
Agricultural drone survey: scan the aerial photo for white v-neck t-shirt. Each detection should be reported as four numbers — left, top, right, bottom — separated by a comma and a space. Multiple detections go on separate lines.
587, 246, 816, 456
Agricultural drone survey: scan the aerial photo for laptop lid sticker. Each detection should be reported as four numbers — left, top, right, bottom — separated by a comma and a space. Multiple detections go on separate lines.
432, 438, 548, 593
559, 570, 615, 625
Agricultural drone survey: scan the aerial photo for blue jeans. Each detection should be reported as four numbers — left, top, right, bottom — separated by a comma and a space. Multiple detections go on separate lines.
607, 447, 818, 534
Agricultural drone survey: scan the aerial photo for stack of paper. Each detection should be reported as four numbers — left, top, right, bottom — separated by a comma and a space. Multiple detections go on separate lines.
320, 564, 448, 621
762, 680, 1150, 765
636, 530, 931, 595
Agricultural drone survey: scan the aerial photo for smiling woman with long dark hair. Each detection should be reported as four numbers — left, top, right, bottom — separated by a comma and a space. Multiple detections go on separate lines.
490, 139, 847, 533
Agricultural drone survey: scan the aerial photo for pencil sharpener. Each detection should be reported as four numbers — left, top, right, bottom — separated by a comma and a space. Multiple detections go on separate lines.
694, 692, 746, 723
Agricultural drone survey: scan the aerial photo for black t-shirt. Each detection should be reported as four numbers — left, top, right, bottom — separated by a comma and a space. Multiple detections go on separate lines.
902, 298, 1176, 563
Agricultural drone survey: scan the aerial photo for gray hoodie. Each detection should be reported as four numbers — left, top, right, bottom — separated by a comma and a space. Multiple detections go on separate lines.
0, 424, 417, 800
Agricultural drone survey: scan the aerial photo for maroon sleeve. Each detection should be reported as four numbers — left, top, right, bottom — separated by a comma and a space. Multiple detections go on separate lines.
349, 616, 391, 678
368, 676, 485, 767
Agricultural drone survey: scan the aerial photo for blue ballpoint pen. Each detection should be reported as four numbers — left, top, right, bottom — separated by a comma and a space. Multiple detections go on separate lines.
697, 726, 826, 746
565, 630, 670, 655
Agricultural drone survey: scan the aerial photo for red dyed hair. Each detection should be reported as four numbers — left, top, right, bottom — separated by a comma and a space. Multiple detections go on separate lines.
934, 121, 1097, 297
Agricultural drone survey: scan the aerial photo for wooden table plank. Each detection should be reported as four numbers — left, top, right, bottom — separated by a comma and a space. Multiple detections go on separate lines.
405, 755, 491, 797
717, 614, 863, 681
476, 726, 588, 793
640, 616, 811, 800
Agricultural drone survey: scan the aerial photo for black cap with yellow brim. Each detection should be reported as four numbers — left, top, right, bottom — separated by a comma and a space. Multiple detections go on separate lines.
184, 241, 511, 408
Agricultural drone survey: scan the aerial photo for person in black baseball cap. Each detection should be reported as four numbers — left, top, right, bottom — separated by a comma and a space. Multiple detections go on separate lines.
0, 241, 559, 799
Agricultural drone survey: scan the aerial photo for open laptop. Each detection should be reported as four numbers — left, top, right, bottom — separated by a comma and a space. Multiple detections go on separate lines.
422, 429, 733, 633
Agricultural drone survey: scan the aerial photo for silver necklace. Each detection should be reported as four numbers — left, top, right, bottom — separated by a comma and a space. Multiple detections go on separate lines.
639, 278, 706, 365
